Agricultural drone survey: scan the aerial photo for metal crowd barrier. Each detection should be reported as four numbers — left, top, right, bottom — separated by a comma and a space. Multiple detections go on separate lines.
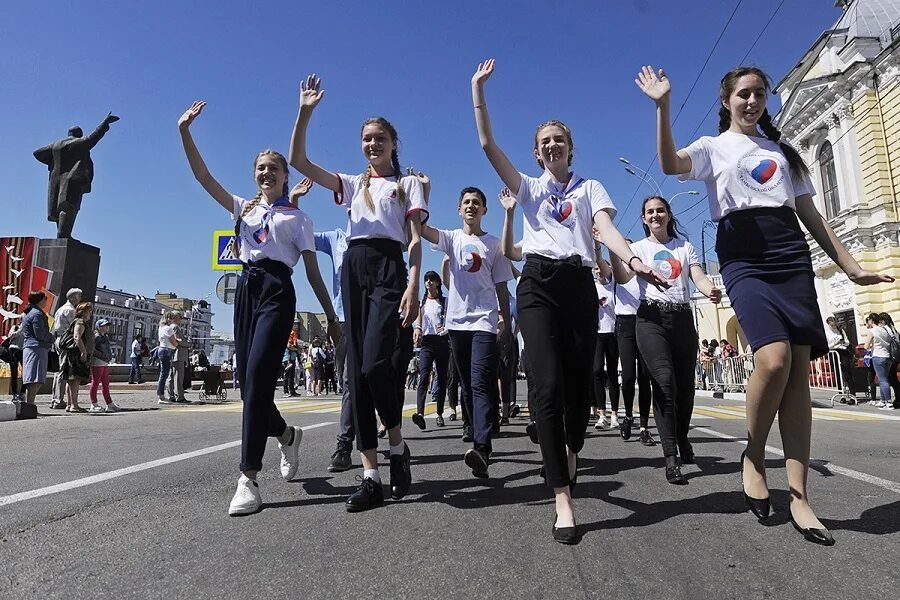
809, 349, 856, 406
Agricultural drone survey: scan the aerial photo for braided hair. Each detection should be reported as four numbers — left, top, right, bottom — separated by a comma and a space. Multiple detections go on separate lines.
361, 117, 406, 213
421, 270, 444, 306
717, 67, 809, 178
231, 149, 291, 256
533, 120, 575, 169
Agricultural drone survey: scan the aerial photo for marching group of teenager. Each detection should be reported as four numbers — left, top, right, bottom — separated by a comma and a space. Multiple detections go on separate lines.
177, 58, 893, 546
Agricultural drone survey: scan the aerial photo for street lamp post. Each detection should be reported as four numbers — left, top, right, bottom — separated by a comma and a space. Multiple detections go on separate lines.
670, 190, 700, 202
619, 157, 661, 195
700, 220, 715, 273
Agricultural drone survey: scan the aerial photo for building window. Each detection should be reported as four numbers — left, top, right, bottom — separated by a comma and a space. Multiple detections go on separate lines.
819, 141, 840, 219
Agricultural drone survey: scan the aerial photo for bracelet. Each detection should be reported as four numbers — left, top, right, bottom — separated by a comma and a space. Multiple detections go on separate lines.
627, 256, 641, 271
413, 325, 422, 330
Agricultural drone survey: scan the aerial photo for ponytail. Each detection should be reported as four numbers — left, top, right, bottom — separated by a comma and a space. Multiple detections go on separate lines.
231, 191, 264, 256
757, 109, 809, 178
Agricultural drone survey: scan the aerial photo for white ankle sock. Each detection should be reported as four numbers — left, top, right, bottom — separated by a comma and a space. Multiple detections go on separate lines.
363, 468, 380, 482
389, 441, 406, 456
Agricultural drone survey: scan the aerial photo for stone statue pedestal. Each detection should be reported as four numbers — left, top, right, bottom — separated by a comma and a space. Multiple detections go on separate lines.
35, 238, 101, 311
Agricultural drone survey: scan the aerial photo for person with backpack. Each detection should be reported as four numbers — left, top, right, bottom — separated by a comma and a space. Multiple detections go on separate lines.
868, 312, 900, 410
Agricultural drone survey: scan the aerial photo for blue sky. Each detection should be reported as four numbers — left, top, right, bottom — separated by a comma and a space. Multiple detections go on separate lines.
1, 1, 843, 333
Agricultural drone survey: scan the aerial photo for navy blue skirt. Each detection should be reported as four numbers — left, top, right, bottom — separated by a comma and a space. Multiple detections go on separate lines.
716, 207, 827, 359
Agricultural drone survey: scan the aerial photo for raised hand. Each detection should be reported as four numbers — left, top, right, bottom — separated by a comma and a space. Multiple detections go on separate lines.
406, 167, 430, 187
104, 112, 120, 124
289, 177, 314, 203
498, 187, 516, 211
178, 101, 206, 130
300, 74, 325, 109
849, 270, 895, 286
472, 58, 495, 87
635, 66, 671, 103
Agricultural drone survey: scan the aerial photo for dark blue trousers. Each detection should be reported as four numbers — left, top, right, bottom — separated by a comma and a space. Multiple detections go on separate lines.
449, 330, 498, 452
235, 259, 295, 472
416, 335, 450, 414
342, 239, 406, 452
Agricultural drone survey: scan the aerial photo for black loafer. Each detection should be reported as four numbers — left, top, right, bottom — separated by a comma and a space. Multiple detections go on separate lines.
448, 413, 457, 421
435, 414, 445, 427
510, 404, 521, 417
619, 416, 633, 441
666, 465, 687, 485
499, 416, 510, 426
389, 444, 412, 500
790, 516, 835, 546
639, 430, 656, 446
346, 477, 384, 512
552, 519, 581, 545
740, 451, 770, 520
411, 413, 426, 430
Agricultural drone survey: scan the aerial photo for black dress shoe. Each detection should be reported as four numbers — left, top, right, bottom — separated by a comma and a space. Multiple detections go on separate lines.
499, 416, 510, 426
346, 477, 384, 512
411, 413, 426, 430
619, 416, 633, 441
462, 425, 474, 443
389, 444, 412, 500
639, 429, 656, 446
510, 404, 521, 417
328, 447, 352, 472
526, 422, 539, 445
790, 516, 835, 546
435, 414, 445, 427
740, 451, 770, 520
464, 448, 489, 478
552, 518, 581, 545
448, 412, 457, 421
665, 465, 687, 485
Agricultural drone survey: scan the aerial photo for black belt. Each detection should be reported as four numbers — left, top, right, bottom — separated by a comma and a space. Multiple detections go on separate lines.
525, 254, 586, 269
242, 258, 291, 278
641, 299, 690, 313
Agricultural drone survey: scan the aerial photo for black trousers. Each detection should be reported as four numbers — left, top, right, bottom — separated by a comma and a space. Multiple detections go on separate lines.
498, 336, 519, 416
342, 239, 406, 452
593, 332, 620, 412
416, 335, 450, 415
635, 303, 698, 459
616, 315, 652, 428
7, 348, 21, 396
449, 330, 499, 452
517, 255, 598, 489
235, 260, 295, 472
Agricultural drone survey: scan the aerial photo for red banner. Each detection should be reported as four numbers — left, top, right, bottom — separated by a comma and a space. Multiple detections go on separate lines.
1, 237, 55, 339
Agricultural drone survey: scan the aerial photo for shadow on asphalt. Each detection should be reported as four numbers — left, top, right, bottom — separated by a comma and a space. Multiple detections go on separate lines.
822, 500, 900, 535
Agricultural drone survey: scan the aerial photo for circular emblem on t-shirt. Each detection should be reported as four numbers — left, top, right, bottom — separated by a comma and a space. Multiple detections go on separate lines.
653, 250, 682, 280
462, 244, 483, 273
737, 152, 785, 194
544, 194, 575, 227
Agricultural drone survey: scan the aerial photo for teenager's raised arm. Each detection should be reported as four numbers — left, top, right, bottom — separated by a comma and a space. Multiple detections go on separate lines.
472, 59, 522, 196
498, 187, 521, 260
593, 210, 667, 288
401, 215, 424, 327
409, 168, 439, 245
635, 66, 692, 176
289, 74, 340, 192
178, 101, 233, 212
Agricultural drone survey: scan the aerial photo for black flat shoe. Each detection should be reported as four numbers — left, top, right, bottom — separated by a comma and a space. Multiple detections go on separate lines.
346, 477, 384, 512
461, 425, 473, 443
665, 465, 687, 485
510, 404, 521, 418
526, 422, 539, 445
464, 448, 489, 478
552, 517, 581, 545
619, 416, 633, 441
411, 413, 426, 430
741, 451, 770, 520
448, 412, 457, 421
790, 516, 835, 546
639, 429, 656, 446
389, 444, 412, 500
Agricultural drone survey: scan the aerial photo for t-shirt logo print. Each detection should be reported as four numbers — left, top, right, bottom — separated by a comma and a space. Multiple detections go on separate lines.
653, 250, 682, 280
462, 244, 483, 273
737, 152, 784, 194
751, 159, 778, 184
546, 194, 574, 226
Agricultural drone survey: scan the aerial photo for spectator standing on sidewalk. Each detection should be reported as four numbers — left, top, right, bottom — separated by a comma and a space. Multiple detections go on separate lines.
89, 319, 120, 413
825, 317, 856, 398
157, 311, 178, 404
167, 313, 190, 403
128, 333, 144, 384
868, 312, 900, 409
3, 324, 24, 400
60, 302, 94, 413
21, 292, 53, 405
49, 287, 81, 409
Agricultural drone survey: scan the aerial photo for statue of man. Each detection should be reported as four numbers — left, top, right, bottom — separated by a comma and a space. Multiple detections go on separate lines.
33, 112, 120, 239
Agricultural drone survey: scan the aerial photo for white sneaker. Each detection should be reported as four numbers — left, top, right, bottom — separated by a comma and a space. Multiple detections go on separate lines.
228, 475, 262, 516
105, 402, 120, 413
278, 425, 303, 481
158, 396, 170, 404
609, 413, 620, 428
873, 401, 886, 408
879, 404, 897, 411
595, 416, 611, 430
88, 404, 105, 413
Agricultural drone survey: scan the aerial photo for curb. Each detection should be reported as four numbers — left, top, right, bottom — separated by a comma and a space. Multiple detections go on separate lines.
695, 389, 832, 409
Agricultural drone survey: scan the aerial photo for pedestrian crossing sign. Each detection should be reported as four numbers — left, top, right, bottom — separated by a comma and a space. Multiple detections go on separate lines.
212, 230, 242, 271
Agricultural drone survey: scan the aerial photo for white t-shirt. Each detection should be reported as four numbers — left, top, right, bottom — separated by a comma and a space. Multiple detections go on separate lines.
420, 296, 446, 336
825, 328, 848, 351
631, 237, 700, 304
232, 195, 315, 271
679, 131, 814, 222
437, 228, 513, 333
513, 171, 616, 267
334, 173, 428, 244
614, 275, 641, 316
596, 279, 616, 333
158, 324, 177, 350
871, 325, 897, 359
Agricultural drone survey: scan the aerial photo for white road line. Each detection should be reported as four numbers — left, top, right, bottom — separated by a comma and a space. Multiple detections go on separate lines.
693, 426, 900, 495
0, 422, 335, 508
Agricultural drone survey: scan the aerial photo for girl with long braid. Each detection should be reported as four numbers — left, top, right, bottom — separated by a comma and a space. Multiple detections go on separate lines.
290, 75, 426, 513
474, 58, 666, 544
637, 65, 892, 544
178, 101, 340, 516
412, 270, 450, 429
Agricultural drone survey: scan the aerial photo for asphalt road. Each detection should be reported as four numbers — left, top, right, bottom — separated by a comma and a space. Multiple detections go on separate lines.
1, 386, 899, 599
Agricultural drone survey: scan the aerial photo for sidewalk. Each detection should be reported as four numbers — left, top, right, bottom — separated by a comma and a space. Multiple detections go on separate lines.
695, 387, 882, 411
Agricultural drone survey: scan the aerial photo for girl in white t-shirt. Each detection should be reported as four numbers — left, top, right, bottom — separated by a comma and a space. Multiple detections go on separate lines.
178, 101, 340, 517
411, 270, 450, 430
419, 178, 513, 478
621, 197, 720, 484
637, 64, 892, 543
868, 312, 900, 409
474, 58, 666, 543
290, 75, 427, 512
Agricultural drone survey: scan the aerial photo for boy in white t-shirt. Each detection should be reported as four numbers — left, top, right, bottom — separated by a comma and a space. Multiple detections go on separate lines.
417, 174, 513, 478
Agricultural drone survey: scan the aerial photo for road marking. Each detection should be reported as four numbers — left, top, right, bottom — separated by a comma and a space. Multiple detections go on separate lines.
0, 422, 335, 508
692, 426, 900, 495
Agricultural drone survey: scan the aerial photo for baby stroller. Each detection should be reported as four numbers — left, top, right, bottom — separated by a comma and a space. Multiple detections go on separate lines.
198, 367, 227, 404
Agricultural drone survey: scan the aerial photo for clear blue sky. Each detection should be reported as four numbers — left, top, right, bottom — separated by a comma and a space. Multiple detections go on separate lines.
1, 1, 843, 333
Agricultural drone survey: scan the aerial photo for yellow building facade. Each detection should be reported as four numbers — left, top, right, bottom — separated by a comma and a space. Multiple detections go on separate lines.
696, 0, 900, 350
